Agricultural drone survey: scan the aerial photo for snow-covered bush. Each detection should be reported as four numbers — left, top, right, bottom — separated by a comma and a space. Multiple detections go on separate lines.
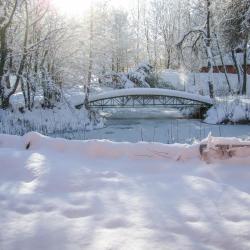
155, 79, 178, 90
205, 97, 250, 124
99, 72, 135, 89
0, 82, 105, 136
99, 63, 155, 89
127, 63, 153, 88
0, 99, 104, 136
145, 73, 163, 88
41, 72, 62, 108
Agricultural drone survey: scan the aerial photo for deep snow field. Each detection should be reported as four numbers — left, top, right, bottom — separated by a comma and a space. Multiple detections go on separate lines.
1, 132, 250, 250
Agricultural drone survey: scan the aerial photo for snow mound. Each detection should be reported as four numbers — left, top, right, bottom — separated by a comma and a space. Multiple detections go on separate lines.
0, 132, 199, 160
1, 132, 249, 160
205, 97, 250, 124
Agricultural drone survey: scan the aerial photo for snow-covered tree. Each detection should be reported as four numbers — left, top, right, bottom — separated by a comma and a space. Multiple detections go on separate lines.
218, 0, 250, 94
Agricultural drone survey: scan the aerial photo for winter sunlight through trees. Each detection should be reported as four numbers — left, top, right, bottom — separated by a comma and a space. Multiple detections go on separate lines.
52, 0, 134, 16
52, 0, 91, 16
0, 0, 250, 249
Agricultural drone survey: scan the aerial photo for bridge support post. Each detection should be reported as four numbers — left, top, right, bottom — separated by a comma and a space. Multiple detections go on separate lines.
197, 107, 209, 119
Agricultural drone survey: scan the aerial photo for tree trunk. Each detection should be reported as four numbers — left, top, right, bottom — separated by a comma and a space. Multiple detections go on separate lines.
206, 0, 214, 98
0, 28, 8, 103
167, 48, 171, 69
214, 33, 231, 94
21, 77, 28, 107
87, 4, 94, 86
242, 38, 248, 95
4, 0, 29, 105
163, 32, 170, 69
231, 49, 241, 94
145, 24, 151, 64
136, 0, 140, 64
0, 0, 18, 108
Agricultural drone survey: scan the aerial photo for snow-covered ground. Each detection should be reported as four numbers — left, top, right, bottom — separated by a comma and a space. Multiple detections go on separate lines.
1, 132, 250, 250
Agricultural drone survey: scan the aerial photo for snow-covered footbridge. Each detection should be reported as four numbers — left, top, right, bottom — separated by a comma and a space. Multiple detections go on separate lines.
76, 88, 213, 109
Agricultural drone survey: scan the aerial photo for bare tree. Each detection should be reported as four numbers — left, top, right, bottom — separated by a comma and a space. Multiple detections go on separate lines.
0, 0, 18, 108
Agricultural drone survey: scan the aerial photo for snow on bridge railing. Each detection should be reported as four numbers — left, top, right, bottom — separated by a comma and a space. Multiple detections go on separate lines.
88, 88, 213, 105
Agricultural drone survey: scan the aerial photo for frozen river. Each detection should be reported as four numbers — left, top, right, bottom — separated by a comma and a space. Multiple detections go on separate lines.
62, 109, 250, 144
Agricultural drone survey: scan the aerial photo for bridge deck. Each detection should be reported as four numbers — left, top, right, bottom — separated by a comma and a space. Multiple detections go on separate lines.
88, 88, 213, 105
75, 88, 213, 109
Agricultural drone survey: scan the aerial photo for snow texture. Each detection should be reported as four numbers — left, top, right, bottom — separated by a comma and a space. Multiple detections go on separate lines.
0, 132, 250, 250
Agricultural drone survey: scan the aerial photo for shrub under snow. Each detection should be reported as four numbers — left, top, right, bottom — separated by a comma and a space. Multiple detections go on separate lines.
0, 103, 104, 136
0, 85, 105, 136
205, 97, 250, 124
99, 63, 154, 89
127, 63, 153, 88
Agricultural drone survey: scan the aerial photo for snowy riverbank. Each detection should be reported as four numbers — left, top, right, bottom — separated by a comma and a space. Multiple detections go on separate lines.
0, 104, 104, 135
0, 86, 104, 135
1, 133, 250, 250
205, 97, 250, 124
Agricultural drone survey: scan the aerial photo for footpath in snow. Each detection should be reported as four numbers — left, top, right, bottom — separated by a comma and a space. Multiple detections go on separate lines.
0, 132, 250, 250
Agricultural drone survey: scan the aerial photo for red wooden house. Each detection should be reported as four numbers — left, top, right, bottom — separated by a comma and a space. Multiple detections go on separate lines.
200, 50, 250, 74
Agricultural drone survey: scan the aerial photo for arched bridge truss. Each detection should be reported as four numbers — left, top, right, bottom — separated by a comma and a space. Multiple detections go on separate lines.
76, 88, 213, 110
87, 95, 211, 109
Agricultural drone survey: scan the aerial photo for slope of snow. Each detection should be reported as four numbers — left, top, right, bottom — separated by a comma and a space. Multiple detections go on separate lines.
159, 70, 250, 96
89, 88, 213, 105
0, 133, 250, 250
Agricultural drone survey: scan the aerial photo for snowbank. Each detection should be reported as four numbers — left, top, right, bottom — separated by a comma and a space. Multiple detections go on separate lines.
0, 133, 250, 250
0, 132, 200, 160
2, 85, 105, 136
205, 97, 250, 124
0, 103, 104, 136
1, 132, 249, 161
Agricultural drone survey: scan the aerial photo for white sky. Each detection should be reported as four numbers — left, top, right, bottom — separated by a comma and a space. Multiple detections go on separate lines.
51, 0, 135, 16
